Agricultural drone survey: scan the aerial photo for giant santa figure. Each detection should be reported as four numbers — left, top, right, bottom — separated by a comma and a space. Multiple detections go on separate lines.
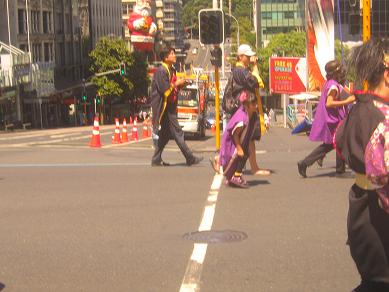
127, 0, 157, 51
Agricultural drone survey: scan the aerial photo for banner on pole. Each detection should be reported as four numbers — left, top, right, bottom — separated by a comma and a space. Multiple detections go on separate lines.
306, 0, 335, 92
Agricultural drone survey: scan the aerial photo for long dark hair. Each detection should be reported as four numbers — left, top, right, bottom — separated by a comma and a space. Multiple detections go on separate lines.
348, 38, 389, 90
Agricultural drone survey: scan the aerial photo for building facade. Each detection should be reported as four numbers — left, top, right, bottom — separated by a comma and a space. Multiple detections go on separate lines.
334, 0, 389, 42
0, 0, 55, 128
0, 0, 123, 129
371, 0, 389, 38
89, 0, 122, 49
154, 0, 186, 62
258, 0, 305, 46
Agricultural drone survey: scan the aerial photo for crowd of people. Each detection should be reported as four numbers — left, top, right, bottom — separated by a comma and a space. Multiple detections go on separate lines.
149, 38, 389, 291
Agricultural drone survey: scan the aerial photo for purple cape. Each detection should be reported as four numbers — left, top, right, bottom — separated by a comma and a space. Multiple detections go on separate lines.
309, 79, 347, 144
219, 106, 253, 169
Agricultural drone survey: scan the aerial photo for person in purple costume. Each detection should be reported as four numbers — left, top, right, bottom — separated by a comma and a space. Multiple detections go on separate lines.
335, 38, 389, 292
220, 91, 258, 188
297, 60, 355, 177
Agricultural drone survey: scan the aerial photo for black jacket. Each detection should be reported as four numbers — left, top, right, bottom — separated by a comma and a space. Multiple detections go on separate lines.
150, 63, 176, 129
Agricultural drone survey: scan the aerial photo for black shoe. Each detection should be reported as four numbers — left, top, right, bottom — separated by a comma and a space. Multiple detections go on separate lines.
187, 156, 203, 166
297, 161, 307, 178
151, 160, 170, 167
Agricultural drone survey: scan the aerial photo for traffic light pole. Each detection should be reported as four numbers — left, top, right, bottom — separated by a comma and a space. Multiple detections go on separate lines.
214, 65, 221, 150
220, 0, 225, 79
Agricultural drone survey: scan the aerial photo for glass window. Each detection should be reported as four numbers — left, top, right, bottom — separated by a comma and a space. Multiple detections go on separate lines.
177, 88, 198, 107
284, 11, 294, 19
18, 9, 26, 34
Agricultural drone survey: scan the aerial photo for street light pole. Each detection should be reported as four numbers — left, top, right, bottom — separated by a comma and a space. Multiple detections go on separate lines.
6, 0, 12, 67
226, 13, 239, 47
255, 0, 261, 49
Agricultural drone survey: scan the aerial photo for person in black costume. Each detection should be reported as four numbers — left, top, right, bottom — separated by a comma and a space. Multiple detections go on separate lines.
335, 38, 389, 292
150, 45, 203, 166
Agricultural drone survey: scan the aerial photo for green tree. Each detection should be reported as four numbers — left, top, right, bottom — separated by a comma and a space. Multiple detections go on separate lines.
232, 0, 253, 20
256, 32, 306, 90
182, 0, 211, 35
335, 40, 355, 82
89, 37, 148, 123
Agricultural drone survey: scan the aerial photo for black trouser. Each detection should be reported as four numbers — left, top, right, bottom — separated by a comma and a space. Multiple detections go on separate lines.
152, 107, 195, 164
300, 143, 345, 172
348, 185, 389, 291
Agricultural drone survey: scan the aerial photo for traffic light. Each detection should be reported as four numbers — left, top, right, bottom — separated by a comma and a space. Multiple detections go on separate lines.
120, 63, 126, 76
82, 92, 87, 102
198, 9, 224, 45
96, 96, 101, 105
210, 47, 222, 67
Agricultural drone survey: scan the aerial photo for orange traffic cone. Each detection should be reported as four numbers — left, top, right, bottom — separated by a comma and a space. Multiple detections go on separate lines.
131, 117, 139, 141
121, 118, 129, 142
112, 118, 122, 144
211, 124, 216, 133
147, 118, 152, 137
141, 119, 149, 139
129, 116, 133, 125
90, 116, 102, 148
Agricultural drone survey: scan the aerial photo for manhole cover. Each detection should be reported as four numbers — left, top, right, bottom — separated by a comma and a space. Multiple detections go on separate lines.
183, 230, 248, 244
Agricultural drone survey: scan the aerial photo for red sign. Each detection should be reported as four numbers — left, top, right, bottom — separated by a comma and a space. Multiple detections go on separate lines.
269, 57, 307, 94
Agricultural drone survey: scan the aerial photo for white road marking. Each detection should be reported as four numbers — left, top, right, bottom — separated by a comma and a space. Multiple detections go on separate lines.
0, 162, 150, 168
102, 137, 152, 148
50, 133, 83, 138
190, 243, 208, 263
179, 173, 224, 292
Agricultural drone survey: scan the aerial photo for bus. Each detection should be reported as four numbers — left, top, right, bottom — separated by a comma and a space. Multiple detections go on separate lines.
177, 80, 208, 138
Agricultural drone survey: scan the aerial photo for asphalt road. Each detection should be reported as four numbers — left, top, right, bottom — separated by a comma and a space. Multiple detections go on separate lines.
0, 125, 359, 291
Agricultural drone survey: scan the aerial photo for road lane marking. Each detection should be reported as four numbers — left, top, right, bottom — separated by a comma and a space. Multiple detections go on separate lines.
49, 133, 83, 138
179, 173, 224, 292
0, 162, 150, 168
102, 137, 152, 148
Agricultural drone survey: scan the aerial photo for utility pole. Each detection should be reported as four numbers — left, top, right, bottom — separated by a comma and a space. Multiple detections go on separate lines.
255, 0, 261, 49
362, 0, 371, 42
202, 4, 222, 150
362, 0, 370, 90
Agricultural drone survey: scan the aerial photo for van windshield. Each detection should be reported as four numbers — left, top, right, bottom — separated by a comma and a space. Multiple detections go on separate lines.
177, 88, 198, 107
